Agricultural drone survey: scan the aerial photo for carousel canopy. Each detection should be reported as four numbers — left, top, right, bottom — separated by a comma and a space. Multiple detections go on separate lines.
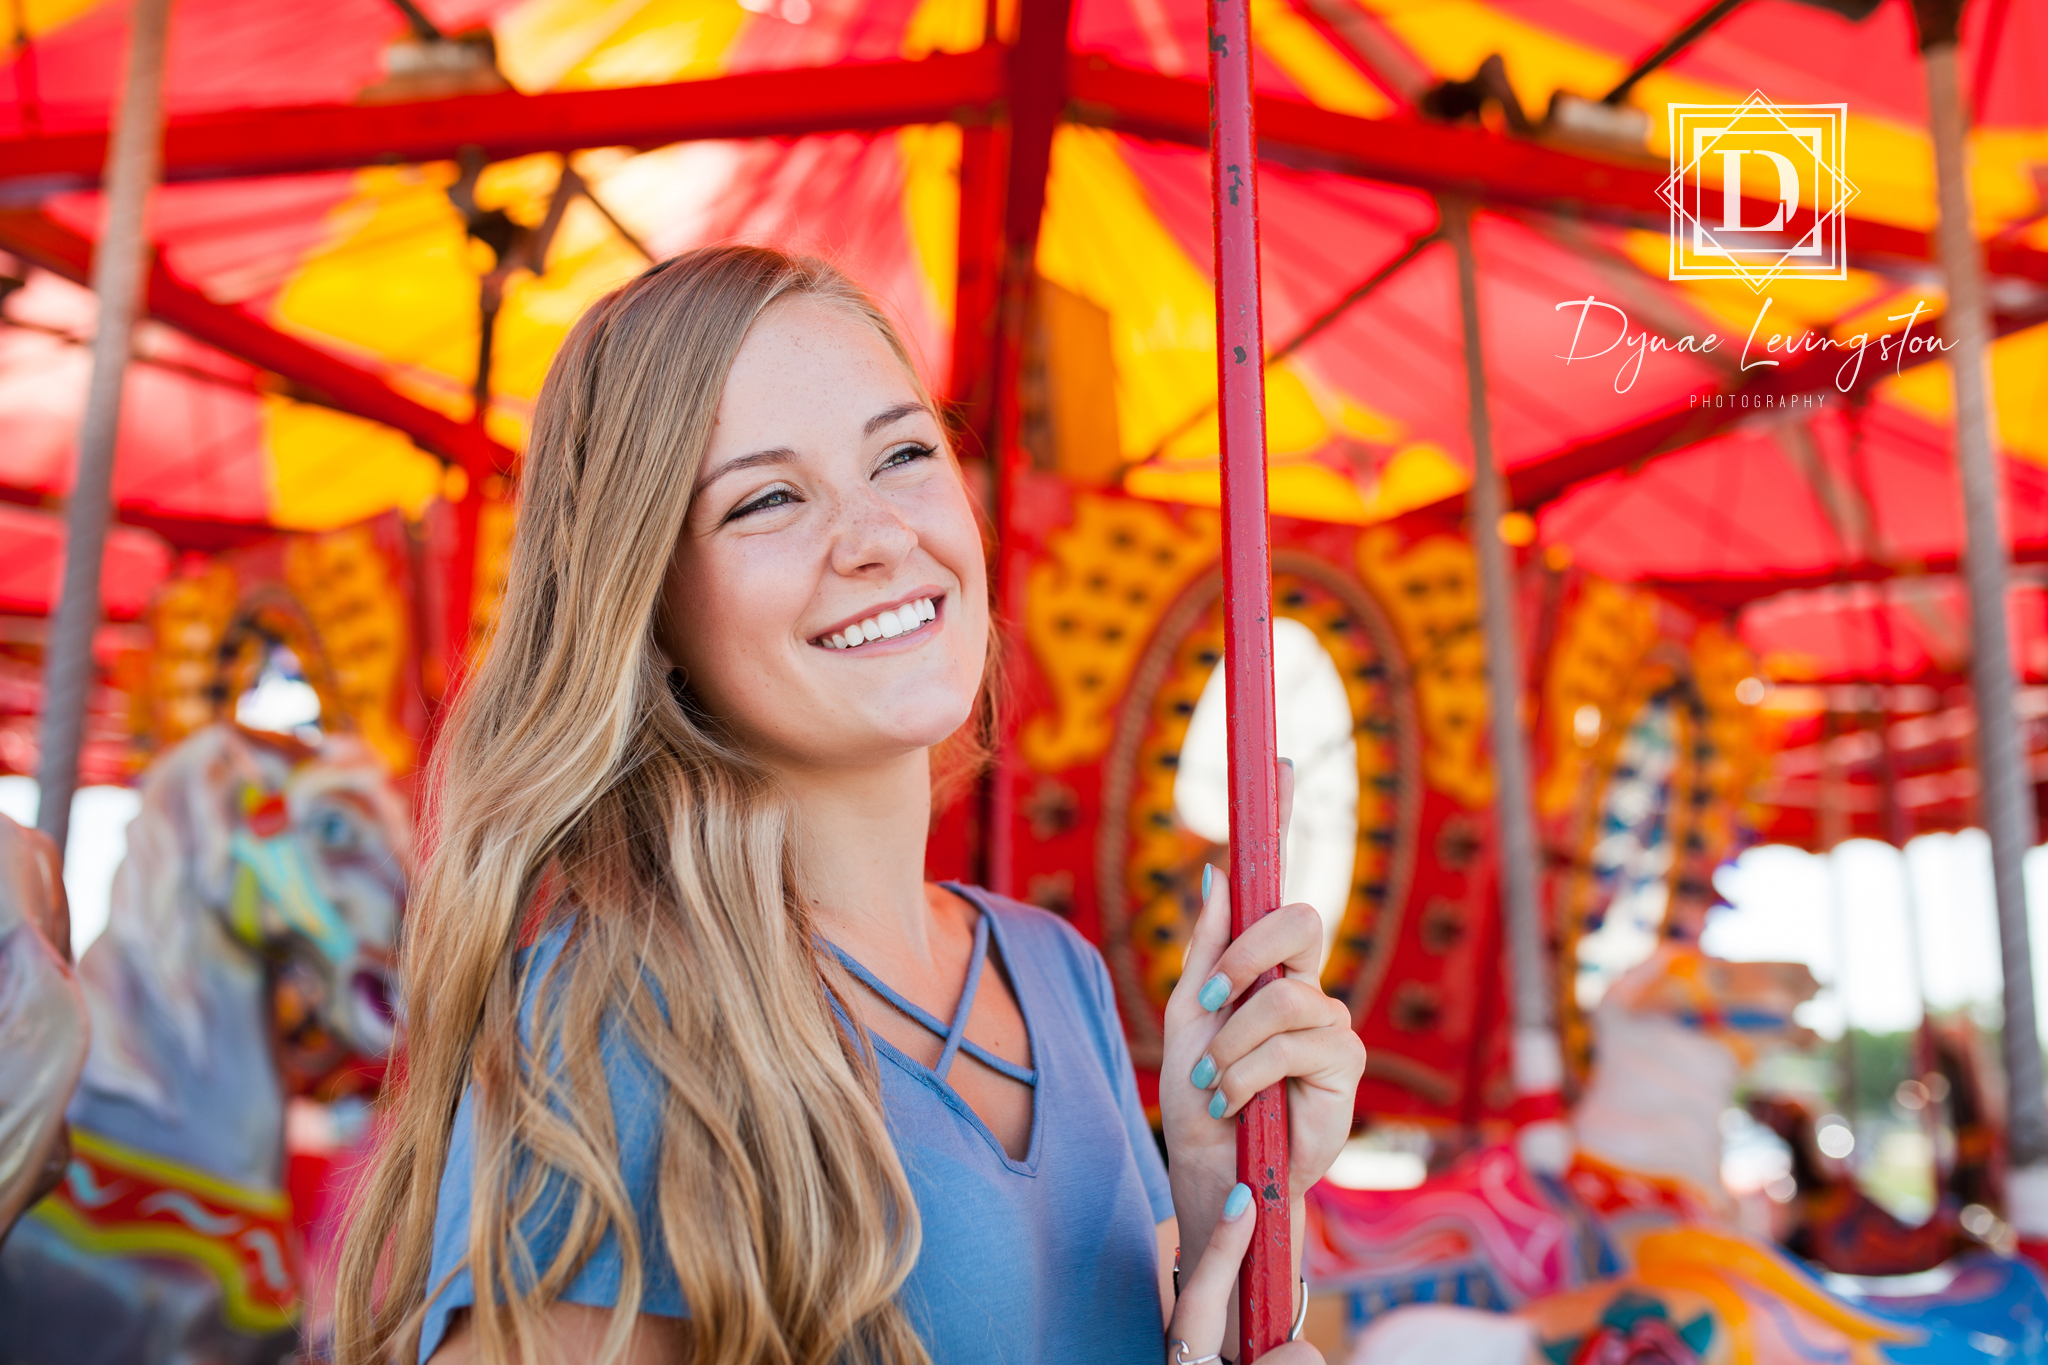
0, 0, 2042, 653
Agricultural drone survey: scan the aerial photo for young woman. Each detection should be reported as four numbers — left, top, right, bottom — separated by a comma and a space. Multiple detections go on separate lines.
334, 247, 1365, 1365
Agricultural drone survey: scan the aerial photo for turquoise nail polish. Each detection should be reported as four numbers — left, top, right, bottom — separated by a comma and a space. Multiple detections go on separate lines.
1201, 863, 1213, 902
1280, 756, 1294, 770
1209, 1089, 1228, 1120
1191, 1055, 1216, 1089
1198, 973, 1230, 1012
1224, 1182, 1253, 1219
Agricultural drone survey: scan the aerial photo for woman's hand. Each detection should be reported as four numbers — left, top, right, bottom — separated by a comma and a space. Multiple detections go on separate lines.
1167, 1182, 1324, 1365
1159, 760, 1365, 1347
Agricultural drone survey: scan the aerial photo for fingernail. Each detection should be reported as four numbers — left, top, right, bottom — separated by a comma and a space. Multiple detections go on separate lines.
1209, 1089, 1229, 1120
1190, 1054, 1216, 1089
1280, 756, 1293, 770
1224, 1182, 1252, 1219
1201, 863, 1213, 902
1198, 973, 1230, 1012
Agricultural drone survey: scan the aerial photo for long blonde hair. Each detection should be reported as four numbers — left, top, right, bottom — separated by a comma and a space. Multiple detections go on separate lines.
334, 248, 936, 1365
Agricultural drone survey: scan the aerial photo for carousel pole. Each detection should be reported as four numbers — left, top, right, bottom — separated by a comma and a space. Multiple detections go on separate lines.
1207, 0, 1291, 1352
1441, 197, 1568, 1172
1914, 0, 2048, 1234
33, 0, 172, 857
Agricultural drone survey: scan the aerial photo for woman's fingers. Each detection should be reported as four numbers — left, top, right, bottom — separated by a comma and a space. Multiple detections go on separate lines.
1277, 756, 1295, 870
1171, 861, 1233, 1019
1192, 976, 1349, 1083
1165, 1181, 1257, 1361
1203, 1025, 1365, 1121
1179, 755, 1301, 1018
1194, 902, 1323, 1014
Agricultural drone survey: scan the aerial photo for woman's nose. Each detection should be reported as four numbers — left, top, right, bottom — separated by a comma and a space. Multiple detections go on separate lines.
828, 490, 918, 575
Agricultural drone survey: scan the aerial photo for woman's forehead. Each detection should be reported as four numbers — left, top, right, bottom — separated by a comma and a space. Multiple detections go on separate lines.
732, 298, 913, 387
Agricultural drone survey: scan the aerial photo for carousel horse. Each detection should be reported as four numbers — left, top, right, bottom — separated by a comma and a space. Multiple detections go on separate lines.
0, 724, 408, 1365
0, 812, 88, 1239
1318, 945, 2048, 1364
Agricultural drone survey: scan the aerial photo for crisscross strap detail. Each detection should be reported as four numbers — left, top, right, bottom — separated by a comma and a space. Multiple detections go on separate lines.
825, 911, 1037, 1086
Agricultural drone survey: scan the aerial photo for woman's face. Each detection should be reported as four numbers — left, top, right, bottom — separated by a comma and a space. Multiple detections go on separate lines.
663, 297, 989, 775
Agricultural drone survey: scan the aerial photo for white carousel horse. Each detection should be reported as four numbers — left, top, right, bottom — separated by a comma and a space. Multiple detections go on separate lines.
0, 724, 408, 1365
1325, 945, 2048, 1364
0, 812, 88, 1238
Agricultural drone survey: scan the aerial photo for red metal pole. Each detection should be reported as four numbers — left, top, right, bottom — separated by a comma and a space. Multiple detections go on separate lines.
1208, 0, 1291, 1353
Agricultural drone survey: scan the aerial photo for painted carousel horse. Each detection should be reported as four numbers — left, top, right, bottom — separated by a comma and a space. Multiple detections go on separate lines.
1315, 945, 2048, 1364
0, 724, 408, 1365
0, 812, 88, 1239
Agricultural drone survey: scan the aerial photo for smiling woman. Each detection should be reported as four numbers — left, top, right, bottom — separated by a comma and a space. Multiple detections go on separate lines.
332, 248, 1357, 1365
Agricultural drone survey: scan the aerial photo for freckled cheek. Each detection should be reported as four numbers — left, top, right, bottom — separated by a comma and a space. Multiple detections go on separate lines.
905, 484, 987, 594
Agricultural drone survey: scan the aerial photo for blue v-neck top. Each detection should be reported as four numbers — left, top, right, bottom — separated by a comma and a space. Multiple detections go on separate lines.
419, 886, 1176, 1364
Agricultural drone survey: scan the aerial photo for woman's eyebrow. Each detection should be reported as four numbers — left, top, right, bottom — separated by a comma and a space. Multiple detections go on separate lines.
696, 404, 926, 493
865, 402, 929, 435
696, 446, 795, 494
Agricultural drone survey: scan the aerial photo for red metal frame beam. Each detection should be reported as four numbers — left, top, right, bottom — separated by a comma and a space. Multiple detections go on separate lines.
976, 4, 1074, 898
1064, 57, 2048, 287
1643, 543, 2048, 611
0, 209, 513, 480
947, 122, 1010, 444
6, 47, 2036, 287
0, 50, 1005, 189
0, 480, 275, 550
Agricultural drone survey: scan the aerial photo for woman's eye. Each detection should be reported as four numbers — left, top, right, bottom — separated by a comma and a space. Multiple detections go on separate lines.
729, 488, 796, 520
879, 443, 936, 471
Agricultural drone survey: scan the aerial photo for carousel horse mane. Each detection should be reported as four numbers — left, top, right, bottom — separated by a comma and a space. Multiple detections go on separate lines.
74, 725, 407, 1117
0, 812, 87, 1236
75, 725, 249, 1113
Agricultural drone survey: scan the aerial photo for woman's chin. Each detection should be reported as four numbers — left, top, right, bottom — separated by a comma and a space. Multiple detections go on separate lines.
781, 705, 976, 774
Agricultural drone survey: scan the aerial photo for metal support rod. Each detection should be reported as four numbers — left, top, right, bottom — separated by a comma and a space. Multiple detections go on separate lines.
34, 0, 171, 856
1819, 709, 1857, 1120
1919, 18, 2048, 1182
1208, 0, 1290, 1352
1866, 687, 1931, 1019
980, 0, 1073, 899
1869, 685, 1943, 1164
1603, 0, 1743, 105
1442, 197, 1565, 1164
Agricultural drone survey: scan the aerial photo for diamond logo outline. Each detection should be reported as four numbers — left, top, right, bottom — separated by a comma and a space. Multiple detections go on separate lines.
1659, 90, 1859, 293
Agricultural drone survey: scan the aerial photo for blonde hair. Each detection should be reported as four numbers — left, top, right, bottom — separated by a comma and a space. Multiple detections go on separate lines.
335, 248, 942, 1365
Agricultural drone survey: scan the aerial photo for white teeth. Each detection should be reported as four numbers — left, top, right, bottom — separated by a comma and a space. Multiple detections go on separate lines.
818, 598, 939, 650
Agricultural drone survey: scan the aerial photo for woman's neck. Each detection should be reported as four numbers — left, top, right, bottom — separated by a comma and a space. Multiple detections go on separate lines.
783, 749, 942, 963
